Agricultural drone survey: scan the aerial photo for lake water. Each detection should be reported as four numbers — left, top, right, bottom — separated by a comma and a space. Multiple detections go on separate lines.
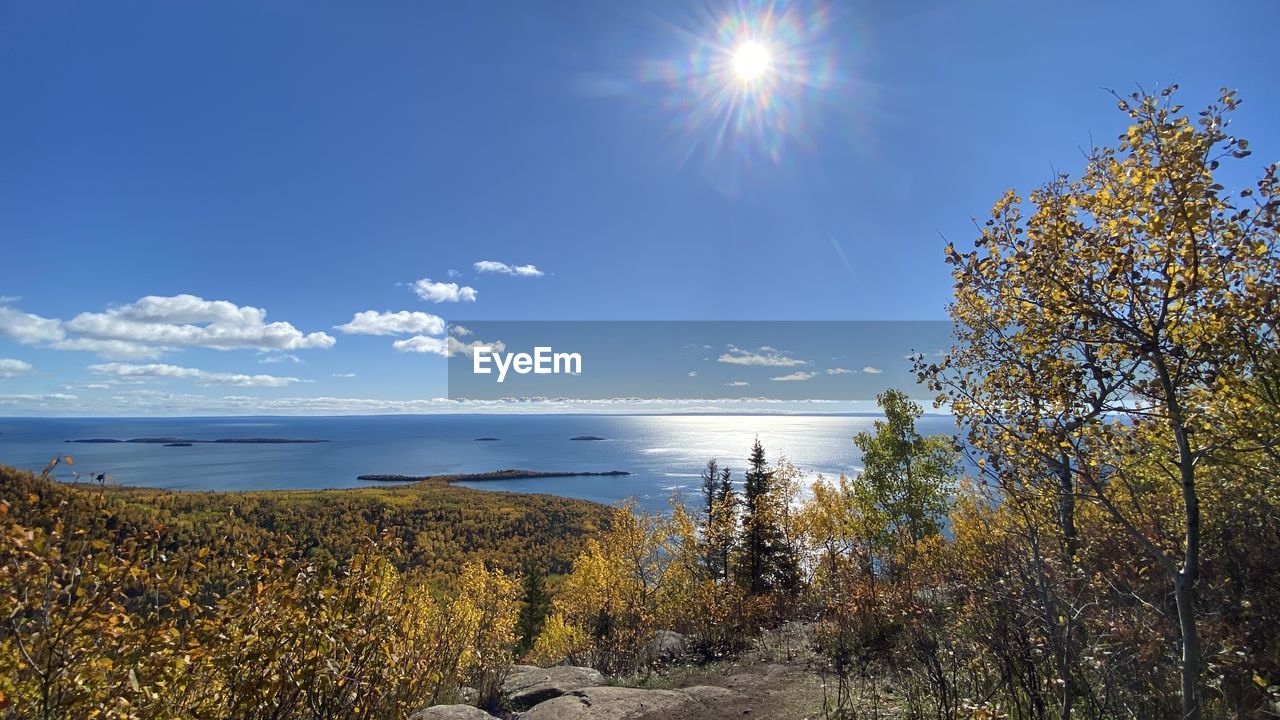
0, 414, 960, 511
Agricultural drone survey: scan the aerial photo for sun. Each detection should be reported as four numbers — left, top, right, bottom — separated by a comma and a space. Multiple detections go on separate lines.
731, 40, 772, 82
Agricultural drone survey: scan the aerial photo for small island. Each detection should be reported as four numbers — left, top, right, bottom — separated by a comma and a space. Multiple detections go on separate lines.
357, 469, 631, 483
473, 437, 500, 441
163, 442, 193, 447
569, 435, 606, 441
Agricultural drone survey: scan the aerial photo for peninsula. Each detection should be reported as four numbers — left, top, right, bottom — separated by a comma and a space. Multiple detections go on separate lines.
356, 469, 631, 483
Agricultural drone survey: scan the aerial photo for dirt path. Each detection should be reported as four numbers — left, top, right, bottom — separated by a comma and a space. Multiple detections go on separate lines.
623, 625, 830, 720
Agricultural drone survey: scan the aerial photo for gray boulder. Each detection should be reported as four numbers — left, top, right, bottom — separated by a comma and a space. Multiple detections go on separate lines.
518, 687, 689, 720
640, 630, 688, 665
409, 705, 499, 720
503, 664, 606, 709
519, 685, 744, 720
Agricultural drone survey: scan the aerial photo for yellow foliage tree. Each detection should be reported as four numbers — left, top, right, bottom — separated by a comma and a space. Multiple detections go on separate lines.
929, 86, 1279, 719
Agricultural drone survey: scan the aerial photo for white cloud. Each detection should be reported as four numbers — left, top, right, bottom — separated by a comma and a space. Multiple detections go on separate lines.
687, 371, 698, 377
335, 310, 446, 336
49, 337, 166, 360
64, 381, 118, 390
0, 304, 165, 359
826, 367, 854, 375
89, 362, 302, 388
448, 337, 504, 357
0, 305, 65, 344
725, 380, 750, 387
333, 372, 357, 378
717, 345, 807, 367
862, 366, 884, 374
446, 269, 462, 278
0, 358, 34, 378
413, 279, 477, 303
771, 371, 819, 382
334, 311, 489, 358
260, 353, 302, 364
473, 260, 544, 277
392, 336, 449, 356
395, 336, 504, 357
63, 295, 335, 353
0, 392, 77, 406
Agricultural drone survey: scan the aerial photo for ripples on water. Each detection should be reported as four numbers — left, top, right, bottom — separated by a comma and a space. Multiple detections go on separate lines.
0, 414, 959, 511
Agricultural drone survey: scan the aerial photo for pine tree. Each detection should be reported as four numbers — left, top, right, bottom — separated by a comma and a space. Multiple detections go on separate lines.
700, 459, 720, 529
699, 459, 722, 580
715, 466, 736, 585
698, 460, 738, 583
736, 438, 794, 594
515, 567, 551, 655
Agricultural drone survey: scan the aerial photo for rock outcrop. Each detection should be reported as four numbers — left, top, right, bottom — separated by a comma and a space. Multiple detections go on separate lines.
409, 704, 498, 720
518, 685, 743, 720
503, 664, 606, 709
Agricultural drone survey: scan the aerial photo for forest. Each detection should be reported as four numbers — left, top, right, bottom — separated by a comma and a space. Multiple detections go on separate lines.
2, 88, 1277, 720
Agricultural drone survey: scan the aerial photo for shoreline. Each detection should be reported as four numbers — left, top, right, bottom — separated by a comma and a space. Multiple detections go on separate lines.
357, 469, 632, 483
66, 437, 330, 444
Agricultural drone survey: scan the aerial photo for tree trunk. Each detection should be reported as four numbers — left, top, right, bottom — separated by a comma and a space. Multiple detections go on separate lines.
1174, 424, 1201, 720
1054, 448, 1075, 717
1175, 569, 1201, 719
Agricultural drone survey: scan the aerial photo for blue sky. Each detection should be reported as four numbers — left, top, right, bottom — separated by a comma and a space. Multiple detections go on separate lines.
1, 0, 1277, 415
444, 321, 952, 404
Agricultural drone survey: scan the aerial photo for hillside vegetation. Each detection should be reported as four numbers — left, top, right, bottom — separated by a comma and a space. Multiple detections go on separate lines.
0, 462, 610, 719
3, 465, 609, 587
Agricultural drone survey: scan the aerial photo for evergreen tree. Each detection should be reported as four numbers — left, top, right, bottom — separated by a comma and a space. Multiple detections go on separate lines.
700, 459, 720, 529
736, 438, 794, 594
698, 460, 738, 583
515, 567, 551, 655
699, 459, 722, 580
715, 466, 736, 584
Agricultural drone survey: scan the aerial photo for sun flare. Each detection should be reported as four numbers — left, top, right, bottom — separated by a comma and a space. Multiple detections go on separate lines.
732, 41, 772, 82
640, 2, 835, 176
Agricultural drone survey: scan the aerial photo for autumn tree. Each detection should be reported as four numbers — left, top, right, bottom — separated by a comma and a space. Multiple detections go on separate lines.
531, 503, 685, 672
929, 86, 1279, 720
